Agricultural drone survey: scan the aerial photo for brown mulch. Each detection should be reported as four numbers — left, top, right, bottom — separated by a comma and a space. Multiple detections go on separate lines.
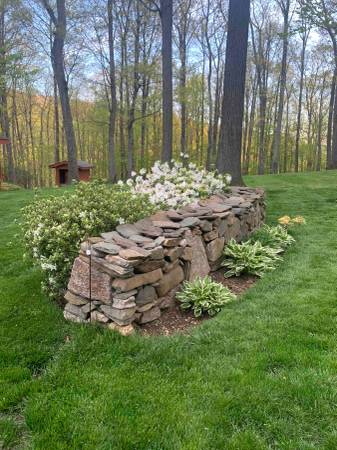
140, 269, 257, 336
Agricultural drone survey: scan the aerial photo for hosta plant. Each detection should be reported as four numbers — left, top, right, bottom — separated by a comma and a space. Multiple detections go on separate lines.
176, 276, 236, 317
118, 159, 232, 209
222, 239, 283, 278
250, 225, 295, 250
21, 181, 156, 298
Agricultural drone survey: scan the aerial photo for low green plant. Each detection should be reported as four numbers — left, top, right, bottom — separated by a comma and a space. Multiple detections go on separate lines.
250, 225, 295, 250
176, 276, 236, 317
222, 239, 283, 278
21, 180, 156, 298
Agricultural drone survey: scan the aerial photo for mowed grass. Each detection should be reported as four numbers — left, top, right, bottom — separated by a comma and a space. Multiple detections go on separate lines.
1, 171, 337, 449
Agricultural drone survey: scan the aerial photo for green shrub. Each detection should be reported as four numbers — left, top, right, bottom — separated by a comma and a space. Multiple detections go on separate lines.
176, 276, 236, 317
21, 181, 156, 298
222, 239, 283, 278
250, 225, 295, 250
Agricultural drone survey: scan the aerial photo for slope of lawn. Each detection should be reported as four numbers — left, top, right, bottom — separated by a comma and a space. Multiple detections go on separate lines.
1, 171, 337, 449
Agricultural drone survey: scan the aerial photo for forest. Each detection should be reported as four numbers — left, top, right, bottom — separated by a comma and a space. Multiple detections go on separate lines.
0, 0, 336, 187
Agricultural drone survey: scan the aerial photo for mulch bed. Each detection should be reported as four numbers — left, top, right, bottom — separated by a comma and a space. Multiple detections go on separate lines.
140, 269, 257, 336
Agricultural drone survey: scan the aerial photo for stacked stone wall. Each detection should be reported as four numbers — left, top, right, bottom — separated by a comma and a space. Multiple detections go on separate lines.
64, 187, 265, 331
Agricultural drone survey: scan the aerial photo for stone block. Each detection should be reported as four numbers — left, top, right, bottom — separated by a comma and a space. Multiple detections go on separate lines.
136, 285, 158, 305
156, 266, 185, 297
188, 235, 210, 281
112, 268, 163, 292
68, 257, 112, 303
138, 306, 161, 324
206, 237, 225, 262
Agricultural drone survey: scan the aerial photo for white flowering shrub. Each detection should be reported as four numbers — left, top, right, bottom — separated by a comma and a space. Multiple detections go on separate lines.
118, 160, 232, 209
21, 181, 156, 298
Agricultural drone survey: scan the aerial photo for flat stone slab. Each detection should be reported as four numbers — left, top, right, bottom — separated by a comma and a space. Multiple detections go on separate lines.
112, 268, 163, 292
92, 242, 121, 255
188, 235, 210, 281
68, 257, 112, 303
156, 265, 184, 297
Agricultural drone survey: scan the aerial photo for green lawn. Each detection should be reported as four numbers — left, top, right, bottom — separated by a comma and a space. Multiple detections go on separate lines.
1, 172, 337, 449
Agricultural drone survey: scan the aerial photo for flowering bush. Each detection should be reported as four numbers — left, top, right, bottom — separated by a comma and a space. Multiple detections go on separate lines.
118, 160, 232, 209
21, 181, 156, 298
177, 276, 236, 317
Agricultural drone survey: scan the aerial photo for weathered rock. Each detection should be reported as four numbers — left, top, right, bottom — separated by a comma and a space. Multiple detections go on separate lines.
112, 296, 136, 309
100, 305, 136, 325
90, 310, 110, 323
68, 257, 112, 303
206, 237, 225, 262
116, 224, 139, 238
199, 220, 212, 232
119, 247, 150, 260
218, 219, 229, 238
203, 229, 219, 242
162, 237, 182, 247
136, 285, 158, 305
64, 303, 88, 320
157, 293, 175, 310
112, 268, 163, 292
136, 302, 155, 313
138, 306, 161, 324
81, 302, 96, 315
180, 217, 201, 228
64, 310, 87, 323
152, 220, 181, 229
135, 259, 165, 273
101, 231, 137, 248
92, 257, 133, 278
167, 210, 183, 221
129, 234, 153, 244
165, 247, 183, 262
134, 223, 163, 238
92, 242, 121, 255
148, 246, 164, 260
163, 259, 180, 273
188, 235, 210, 281
181, 246, 193, 261
154, 236, 165, 246
208, 203, 232, 213
108, 323, 135, 336
156, 265, 184, 297
105, 255, 138, 268
64, 290, 88, 306
113, 289, 138, 300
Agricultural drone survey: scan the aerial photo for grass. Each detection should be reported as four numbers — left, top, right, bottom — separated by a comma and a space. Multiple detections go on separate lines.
1, 171, 337, 449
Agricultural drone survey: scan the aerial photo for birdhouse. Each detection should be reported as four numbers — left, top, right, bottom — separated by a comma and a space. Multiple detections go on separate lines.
49, 160, 94, 186
0, 136, 10, 189
0, 136, 10, 145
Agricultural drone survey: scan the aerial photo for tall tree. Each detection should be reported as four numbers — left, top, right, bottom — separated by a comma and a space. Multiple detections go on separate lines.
294, 17, 310, 172
41, 0, 78, 182
300, 0, 337, 168
107, 0, 117, 181
216, 0, 250, 184
271, 0, 291, 174
160, 0, 173, 162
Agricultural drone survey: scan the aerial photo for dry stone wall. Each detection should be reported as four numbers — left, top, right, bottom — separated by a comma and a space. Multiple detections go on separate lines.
64, 187, 265, 332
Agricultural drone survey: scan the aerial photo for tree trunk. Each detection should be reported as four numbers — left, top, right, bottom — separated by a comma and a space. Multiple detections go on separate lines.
216, 0, 250, 185
160, 0, 173, 162
294, 33, 307, 173
47, 0, 78, 182
107, 0, 117, 182
271, 1, 289, 174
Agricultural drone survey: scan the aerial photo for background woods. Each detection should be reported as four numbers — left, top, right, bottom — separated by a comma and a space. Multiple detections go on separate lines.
0, 0, 336, 187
